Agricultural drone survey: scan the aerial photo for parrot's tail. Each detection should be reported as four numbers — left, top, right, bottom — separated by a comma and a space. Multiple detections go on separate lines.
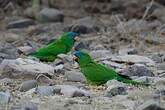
117, 74, 150, 86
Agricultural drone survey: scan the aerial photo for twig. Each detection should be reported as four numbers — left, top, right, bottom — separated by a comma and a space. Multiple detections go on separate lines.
142, 0, 154, 20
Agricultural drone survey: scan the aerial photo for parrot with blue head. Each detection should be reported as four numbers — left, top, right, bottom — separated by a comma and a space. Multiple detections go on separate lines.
73, 50, 149, 86
29, 32, 79, 62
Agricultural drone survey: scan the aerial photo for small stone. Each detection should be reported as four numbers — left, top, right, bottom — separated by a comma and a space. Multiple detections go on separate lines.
155, 89, 165, 96
57, 54, 73, 62
0, 78, 13, 85
74, 42, 89, 51
121, 65, 154, 77
118, 48, 138, 55
37, 8, 64, 22
134, 76, 154, 84
157, 63, 165, 70
56, 85, 91, 97
36, 74, 53, 85
0, 32, 20, 43
0, 41, 18, 62
17, 46, 34, 55
154, 78, 165, 89
0, 91, 10, 104
6, 19, 35, 29
90, 50, 112, 59
102, 60, 124, 69
35, 86, 55, 96
19, 80, 38, 92
21, 101, 38, 110
151, 53, 164, 63
64, 70, 86, 83
64, 17, 99, 34
110, 55, 155, 66
116, 19, 150, 33
152, 8, 165, 23
137, 100, 165, 110
105, 80, 127, 97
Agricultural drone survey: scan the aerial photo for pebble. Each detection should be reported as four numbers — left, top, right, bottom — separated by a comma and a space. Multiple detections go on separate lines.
19, 80, 38, 92
6, 19, 35, 29
64, 70, 86, 83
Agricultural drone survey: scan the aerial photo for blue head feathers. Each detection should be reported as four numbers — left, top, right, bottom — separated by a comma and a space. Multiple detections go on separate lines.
67, 32, 79, 39
73, 51, 82, 58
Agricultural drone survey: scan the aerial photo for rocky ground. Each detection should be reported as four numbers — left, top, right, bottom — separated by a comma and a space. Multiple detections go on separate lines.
0, 0, 165, 110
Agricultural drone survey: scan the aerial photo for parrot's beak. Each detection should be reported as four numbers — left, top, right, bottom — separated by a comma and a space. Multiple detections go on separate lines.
73, 56, 78, 62
74, 36, 80, 41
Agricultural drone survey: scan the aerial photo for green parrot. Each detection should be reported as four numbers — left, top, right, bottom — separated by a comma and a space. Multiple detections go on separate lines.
29, 32, 79, 62
73, 51, 149, 85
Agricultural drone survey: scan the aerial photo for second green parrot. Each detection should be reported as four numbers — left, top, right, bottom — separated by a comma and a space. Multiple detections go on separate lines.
73, 51, 149, 85
29, 32, 79, 62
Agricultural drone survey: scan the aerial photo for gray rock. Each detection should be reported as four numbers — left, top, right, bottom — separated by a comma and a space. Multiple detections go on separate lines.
34, 85, 90, 97
17, 46, 34, 55
102, 60, 124, 69
140, 33, 165, 45
134, 76, 154, 84
21, 101, 38, 110
105, 80, 127, 97
6, 19, 35, 29
152, 8, 165, 23
56, 85, 91, 97
121, 65, 154, 77
0, 91, 10, 104
64, 17, 99, 34
36, 74, 53, 85
64, 70, 86, 83
118, 48, 138, 55
154, 78, 165, 89
110, 55, 155, 66
38, 95, 92, 110
0, 42, 18, 62
116, 19, 150, 33
0, 32, 20, 43
157, 63, 165, 70
155, 89, 165, 96
74, 42, 90, 51
0, 78, 13, 85
90, 50, 112, 59
35, 86, 55, 96
19, 80, 38, 92
151, 53, 164, 63
0, 58, 54, 78
38, 8, 64, 22
137, 100, 165, 110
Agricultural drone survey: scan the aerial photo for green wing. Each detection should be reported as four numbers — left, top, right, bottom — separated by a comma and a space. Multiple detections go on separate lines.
81, 62, 118, 85
30, 40, 67, 62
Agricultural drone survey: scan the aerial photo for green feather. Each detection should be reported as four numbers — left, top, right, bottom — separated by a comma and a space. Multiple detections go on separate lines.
29, 32, 75, 62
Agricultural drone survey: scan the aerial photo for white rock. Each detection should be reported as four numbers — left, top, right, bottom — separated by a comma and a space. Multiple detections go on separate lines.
105, 80, 127, 97
102, 60, 124, 69
110, 55, 155, 66
90, 50, 112, 59
0, 91, 10, 104
0, 32, 20, 43
137, 100, 164, 110
19, 80, 38, 92
56, 85, 91, 97
35, 86, 55, 96
17, 46, 34, 55
64, 70, 86, 83
0, 58, 54, 77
